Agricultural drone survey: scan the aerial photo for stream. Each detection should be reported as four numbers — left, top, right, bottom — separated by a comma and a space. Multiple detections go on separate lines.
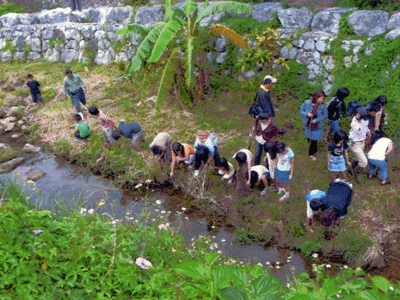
0, 150, 308, 282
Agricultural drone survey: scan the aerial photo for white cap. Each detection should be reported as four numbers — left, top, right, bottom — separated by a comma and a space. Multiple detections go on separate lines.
263, 75, 277, 83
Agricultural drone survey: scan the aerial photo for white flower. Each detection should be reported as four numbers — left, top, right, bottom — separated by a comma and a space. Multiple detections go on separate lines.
343, 265, 348, 269
275, 265, 281, 269
217, 250, 222, 254
33, 230, 43, 236
134, 183, 143, 189
221, 239, 226, 242
276, 261, 280, 265
257, 263, 263, 266
181, 207, 187, 211
97, 199, 106, 206
88, 209, 94, 214
265, 262, 270, 265
326, 264, 331, 268
92, 245, 96, 249
155, 200, 162, 205
161, 210, 166, 214
389, 286, 394, 291
172, 248, 176, 252
312, 253, 319, 258
135, 257, 153, 270
286, 283, 291, 288
146, 179, 152, 184
80, 207, 87, 214
111, 219, 121, 225
158, 223, 169, 230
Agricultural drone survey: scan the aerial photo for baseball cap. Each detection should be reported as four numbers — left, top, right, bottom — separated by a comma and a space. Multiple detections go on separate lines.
263, 75, 277, 84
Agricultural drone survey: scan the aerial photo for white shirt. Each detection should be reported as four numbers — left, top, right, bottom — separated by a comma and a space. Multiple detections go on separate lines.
368, 138, 393, 160
232, 149, 253, 164
251, 165, 268, 178
276, 148, 294, 171
349, 117, 370, 142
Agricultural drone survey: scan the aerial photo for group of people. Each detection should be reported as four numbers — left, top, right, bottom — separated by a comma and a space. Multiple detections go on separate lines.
25, 70, 395, 232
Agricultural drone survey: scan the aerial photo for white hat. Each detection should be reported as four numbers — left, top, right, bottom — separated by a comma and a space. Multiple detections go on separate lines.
263, 75, 277, 83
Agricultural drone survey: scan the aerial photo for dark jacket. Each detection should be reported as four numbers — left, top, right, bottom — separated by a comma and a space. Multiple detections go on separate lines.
254, 118, 278, 145
321, 181, 353, 218
327, 97, 346, 121
256, 86, 275, 117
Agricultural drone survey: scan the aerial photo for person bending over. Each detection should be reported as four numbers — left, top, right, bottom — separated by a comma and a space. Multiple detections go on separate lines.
88, 106, 117, 144
170, 141, 195, 177
249, 165, 270, 196
74, 113, 90, 139
112, 120, 145, 152
232, 149, 253, 189
149, 132, 172, 165
216, 158, 235, 183
367, 131, 393, 185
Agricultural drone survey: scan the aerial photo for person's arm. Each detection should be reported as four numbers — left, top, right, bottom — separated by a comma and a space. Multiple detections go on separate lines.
314, 105, 327, 123
170, 157, 176, 177
386, 140, 394, 156
299, 101, 309, 118
247, 161, 251, 185
63, 78, 69, 97
306, 200, 315, 233
327, 151, 331, 169
344, 149, 350, 165
289, 158, 294, 180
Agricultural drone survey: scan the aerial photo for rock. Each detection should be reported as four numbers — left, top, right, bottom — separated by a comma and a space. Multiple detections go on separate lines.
0, 143, 10, 149
215, 37, 226, 53
21, 125, 29, 133
387, 12, 400, 30
296, 49, 314, 65
215, 52, 227, 64
9, 106, 23, 116
242, 70, 255, 79
27, 170, 46, 181
135, 5, 165, 25
44, 49, 60, 62
278, 8, 314, 30
251, 2, 283, 23
0, 157, 24, 173
322, 55, 334, 71
342, 40, 364, 52
385, 29, 400, 40
344, 56, 352, 68
1, 52, 12, 62
27, 52, 41, 60
199, 13, 224, 27
348, 10, 389, 36
60, 49, 78, 63
3, 122, 14, 132
280, 46, 297, 60
311, 7, 356, 34
37, 8, 71, 24
95, 49, 114, 65
23, 143, 41, 153
364, 44, 375, 56
11, 133, 23, 139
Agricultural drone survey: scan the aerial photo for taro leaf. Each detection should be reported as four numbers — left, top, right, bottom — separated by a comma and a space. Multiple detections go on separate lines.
211, 265, 235, 290
359, 289, 387, 300
232, 268, 250, 287
252, 274, 281, 298
218, 286, 249, 300
174, 261, 210, 280
204, 253, 220, 265
249, 264, 264, 278
321, 277, 341, 298
370, 276, 391, 294
296, 272, 310, 281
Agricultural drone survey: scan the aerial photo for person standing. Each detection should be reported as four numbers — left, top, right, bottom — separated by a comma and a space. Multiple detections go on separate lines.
251, 111, 279, 165
26, 74, 43, 104
255, 75, 277, 118
325, 87, 350, 139
274, 142, 294, 201
367, 131, 393, 185
300, 91, 327, 161
327, 132, 350, 182
71, 0, 82, 11
63, 68, 87, 114
348, 107, 370, 171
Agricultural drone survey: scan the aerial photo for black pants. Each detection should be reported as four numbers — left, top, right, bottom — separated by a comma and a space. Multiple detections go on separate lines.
71, 0, 82, 11
308, 139, 318, 156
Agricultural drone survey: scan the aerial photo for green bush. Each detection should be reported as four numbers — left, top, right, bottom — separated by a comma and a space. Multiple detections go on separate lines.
0, 3, 25, 17
336, 0, 400, 12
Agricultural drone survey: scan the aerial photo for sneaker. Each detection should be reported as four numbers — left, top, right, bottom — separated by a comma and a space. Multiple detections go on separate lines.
78, 112, 84, 120
310, 156, 316, 161
277, 188, 285, 195
260, 188, 268, 196
194, 170, 200, 177
218, 170, 224, 175
280, 192, 290, 201
381, 179, 391, 185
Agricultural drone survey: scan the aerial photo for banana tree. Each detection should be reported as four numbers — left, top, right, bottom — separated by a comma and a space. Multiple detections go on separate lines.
117, 0, 254, 108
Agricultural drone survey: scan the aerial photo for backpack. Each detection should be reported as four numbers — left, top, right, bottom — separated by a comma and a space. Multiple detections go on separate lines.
248, 103, 263, 118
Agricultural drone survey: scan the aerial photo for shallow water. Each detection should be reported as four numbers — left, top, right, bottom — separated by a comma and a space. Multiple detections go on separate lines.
1, 151, 307, 281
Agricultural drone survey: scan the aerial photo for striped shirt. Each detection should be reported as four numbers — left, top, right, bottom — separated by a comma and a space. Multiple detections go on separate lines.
98, 110, 116, 129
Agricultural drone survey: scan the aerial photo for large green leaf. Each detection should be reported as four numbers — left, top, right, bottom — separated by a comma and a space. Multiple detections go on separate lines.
116, 24, 152, 37
165, 0, 172, 20
370, 276, 391, 294
149, 17, 183, 63
321, 277, 340, 298
184, 36, 195, 88
155, 48, 179, 110
174, 261, 210, 280
211, 265, 235, 290
219, 287, 249, 300
204, 253, 220, 265
184, 0, 197, 17
252, 274, 281, 298
196, 1, 254, 23
127, 23, 165, 75
359, 289, 387, 300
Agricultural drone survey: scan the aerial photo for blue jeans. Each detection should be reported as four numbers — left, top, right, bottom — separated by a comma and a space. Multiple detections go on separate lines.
329, 120, 340, 134
368, 158, 387, 180
70, 87, 86, 113
254, 141, 265, 165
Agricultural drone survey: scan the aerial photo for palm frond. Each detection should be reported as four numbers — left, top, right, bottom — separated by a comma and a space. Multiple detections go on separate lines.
209, 24, 248, 48
116, 24, 150, 37
156, 48, 180, 110
165, 0, 172, 20
127, 23, 165, 75
196, 1, 253, 23
185, 37, 195, 88
149, 17, 184, 63
184, 0, 197, 18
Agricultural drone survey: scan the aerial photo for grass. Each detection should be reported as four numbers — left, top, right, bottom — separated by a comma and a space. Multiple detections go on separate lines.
0, 30, 400, 267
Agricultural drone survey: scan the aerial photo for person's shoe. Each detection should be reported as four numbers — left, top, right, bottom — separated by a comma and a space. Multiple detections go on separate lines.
280, 192, 290, 201
194, 170, 200, 177
277, 188, 285, 195
218, 170, 224, 175
310, 156, 316, 161
368, 174, 376, 180
278, 129, 286, 135
381, 179, 391, 185
260, 188, 268, 196
78, 112, 84, 120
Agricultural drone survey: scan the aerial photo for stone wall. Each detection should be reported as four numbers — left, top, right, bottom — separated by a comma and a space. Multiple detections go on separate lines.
2, 2, 400, 92
10, 0, 124, 12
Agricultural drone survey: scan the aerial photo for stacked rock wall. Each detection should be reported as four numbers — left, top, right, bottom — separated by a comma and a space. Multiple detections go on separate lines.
2, 2, 400, 91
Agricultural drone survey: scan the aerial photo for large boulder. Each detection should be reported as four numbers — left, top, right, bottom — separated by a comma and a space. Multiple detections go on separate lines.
311, 7, 357, 34
23, 143, 41, 153
135, 5, 165, 25
0, 157, 24, 174
27, 170, 46, 181
0, 13, 38, 27
295, 30, 334, 53
60, 49, 78, 63
348, 10, 389, 36
251, 2, 283, 23
37, 8, 71, 24
278, 8, 314, 30
385, 29, 400, 40
387, 12, 400, 30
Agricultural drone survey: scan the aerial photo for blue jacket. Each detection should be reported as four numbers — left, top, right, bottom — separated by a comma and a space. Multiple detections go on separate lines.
300, 99, 327, 129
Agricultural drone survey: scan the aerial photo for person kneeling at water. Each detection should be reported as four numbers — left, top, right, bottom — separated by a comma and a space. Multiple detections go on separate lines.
233, 149, 253, 189
249, 165, 270, 196
306, 180, 353, 233
88, 106, 117, 144
215, 158, 235, 183
112, 120, 145, 152
170, 141, 195, 177
74, 113, 90, 139
149, 132, 172, 165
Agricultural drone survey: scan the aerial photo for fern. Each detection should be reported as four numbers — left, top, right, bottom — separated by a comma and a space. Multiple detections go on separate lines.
149, 17, 184, 63
156, 48, 180, 110
209, 24, 248, 48
196, 1, 254, 23
127, 23, 165, 75
185, 37, 195, 88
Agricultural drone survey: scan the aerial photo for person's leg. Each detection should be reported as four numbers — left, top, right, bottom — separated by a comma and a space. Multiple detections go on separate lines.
104, 128, 117, 144
131, 131, 144, 152
254, 141, 264, 165
71, 93, 82, 113
330, 172, 335, 182
71, 0, 76, 11
76, 0, 82, 11
78, 87, 86, 106
368, 159, 377, 178
74, 131, 82, 139
309, 140, 318, 157
375, 159, 387, 181
260, 174, 269, 195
